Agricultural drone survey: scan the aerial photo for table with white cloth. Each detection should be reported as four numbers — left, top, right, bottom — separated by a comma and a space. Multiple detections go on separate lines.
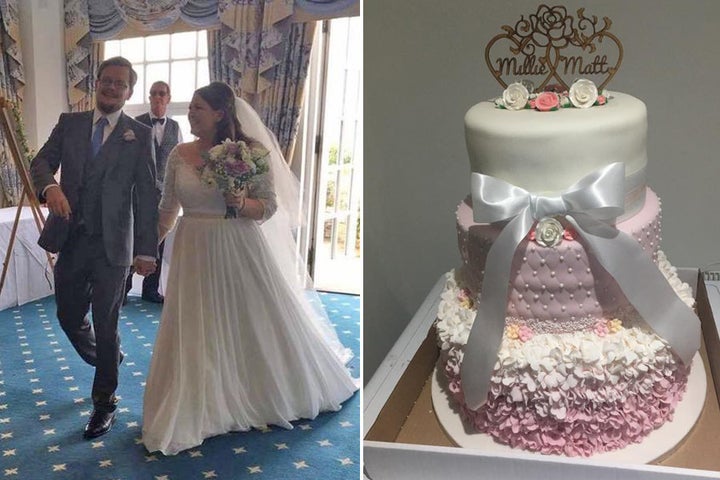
0, 206, 54, 311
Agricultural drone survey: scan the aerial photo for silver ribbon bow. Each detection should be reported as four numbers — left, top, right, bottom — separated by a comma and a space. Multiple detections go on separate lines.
461, 162, 701, 410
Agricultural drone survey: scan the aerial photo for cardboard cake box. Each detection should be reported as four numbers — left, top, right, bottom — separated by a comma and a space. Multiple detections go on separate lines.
364, 269, 720, 479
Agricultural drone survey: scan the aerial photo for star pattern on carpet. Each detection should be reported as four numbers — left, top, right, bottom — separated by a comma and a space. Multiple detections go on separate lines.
0, 294, 360, 479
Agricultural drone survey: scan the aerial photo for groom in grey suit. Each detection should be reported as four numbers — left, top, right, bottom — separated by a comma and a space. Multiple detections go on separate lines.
30, 56, 160, 439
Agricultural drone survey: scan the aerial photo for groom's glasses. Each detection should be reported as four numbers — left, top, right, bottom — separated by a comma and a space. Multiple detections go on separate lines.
98, 78, 129, 90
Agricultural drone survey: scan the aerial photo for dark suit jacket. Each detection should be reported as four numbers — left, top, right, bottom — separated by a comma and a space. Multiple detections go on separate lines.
134, 112, 180, 186
30, 110, 160, 267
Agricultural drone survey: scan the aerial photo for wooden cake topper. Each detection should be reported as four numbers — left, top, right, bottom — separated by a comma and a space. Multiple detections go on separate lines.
485, 5, 623, 92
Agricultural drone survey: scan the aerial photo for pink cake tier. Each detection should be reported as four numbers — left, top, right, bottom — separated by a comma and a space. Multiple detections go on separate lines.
456, 187, 663, 329
435, 262, 692, 456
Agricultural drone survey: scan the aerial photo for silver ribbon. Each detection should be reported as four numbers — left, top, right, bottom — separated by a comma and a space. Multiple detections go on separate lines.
461, 162, 701, 410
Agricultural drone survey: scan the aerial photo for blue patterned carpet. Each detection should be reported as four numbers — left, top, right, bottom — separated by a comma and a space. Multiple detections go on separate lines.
0, 292, 360, 479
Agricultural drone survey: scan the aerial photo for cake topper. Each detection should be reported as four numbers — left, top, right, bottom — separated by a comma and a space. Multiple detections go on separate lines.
485, 5, 623, 92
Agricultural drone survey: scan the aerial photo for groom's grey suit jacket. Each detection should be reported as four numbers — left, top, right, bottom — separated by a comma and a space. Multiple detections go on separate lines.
31, 110, 160, 266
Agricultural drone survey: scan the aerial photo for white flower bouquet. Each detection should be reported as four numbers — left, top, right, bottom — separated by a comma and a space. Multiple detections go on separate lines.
199, 139, 270, 196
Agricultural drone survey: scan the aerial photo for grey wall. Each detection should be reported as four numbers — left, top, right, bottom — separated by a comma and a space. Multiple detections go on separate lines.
364, 1, 720, 381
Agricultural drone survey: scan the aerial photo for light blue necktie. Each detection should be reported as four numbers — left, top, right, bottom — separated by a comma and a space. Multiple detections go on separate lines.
91, 117, 108, 157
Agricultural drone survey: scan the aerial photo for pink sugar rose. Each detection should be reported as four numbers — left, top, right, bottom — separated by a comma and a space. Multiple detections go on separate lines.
534, 91, 560, 111
597, 95, 607, 105
593, 319, 609, 337
448, 379, 461, 394
518, 325, 534, 342
562, 227, 577, 240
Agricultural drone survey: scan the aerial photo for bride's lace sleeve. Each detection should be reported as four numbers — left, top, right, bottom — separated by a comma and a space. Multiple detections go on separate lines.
247, 160, 277, 222
158, 147, 181, 241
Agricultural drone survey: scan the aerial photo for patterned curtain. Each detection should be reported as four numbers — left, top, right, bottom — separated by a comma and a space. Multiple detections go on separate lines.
0, 1, 27, 207
209, 2, 316, 159
64, 0, 100, 112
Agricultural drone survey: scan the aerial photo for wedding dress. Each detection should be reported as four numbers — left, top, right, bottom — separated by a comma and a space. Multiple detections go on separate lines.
141, 141, 358, 455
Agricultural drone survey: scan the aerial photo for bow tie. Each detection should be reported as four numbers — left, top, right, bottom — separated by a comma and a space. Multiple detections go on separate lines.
151, 117, 165, 125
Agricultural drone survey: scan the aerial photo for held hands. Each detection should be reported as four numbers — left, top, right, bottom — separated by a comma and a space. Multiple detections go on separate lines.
45, 186, 72, 219
133, 258, 157, 277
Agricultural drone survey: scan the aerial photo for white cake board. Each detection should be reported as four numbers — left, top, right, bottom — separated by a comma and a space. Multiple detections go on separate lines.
431, 353, 706, 464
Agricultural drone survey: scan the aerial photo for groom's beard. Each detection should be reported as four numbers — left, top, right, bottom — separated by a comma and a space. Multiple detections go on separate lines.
96, 88, 130, 114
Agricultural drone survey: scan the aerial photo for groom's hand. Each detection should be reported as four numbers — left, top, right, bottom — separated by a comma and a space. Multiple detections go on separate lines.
45, 185, 72, 219
133, 258, 156, 276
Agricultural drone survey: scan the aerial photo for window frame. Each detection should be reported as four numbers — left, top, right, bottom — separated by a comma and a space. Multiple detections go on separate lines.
103, 30, 211, 140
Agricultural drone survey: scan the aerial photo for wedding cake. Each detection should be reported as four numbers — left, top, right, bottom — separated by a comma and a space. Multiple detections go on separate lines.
434, 80, 702, 457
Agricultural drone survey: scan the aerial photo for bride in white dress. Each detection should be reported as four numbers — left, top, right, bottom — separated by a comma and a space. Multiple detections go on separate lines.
141, 82, 358, 456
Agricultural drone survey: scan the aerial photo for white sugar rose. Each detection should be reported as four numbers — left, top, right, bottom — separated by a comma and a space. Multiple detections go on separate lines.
569, 79, 598, 108
535, 217, 563, 247
502, 82, 530, 110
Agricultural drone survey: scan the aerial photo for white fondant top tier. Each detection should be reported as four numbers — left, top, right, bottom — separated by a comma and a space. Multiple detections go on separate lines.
464, 92, 647, 197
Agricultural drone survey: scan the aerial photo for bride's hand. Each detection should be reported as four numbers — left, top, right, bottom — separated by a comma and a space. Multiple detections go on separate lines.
224, 186, 248, 212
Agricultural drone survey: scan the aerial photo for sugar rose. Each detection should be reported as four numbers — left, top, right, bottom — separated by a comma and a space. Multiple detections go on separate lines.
534, 91, 560, 111
569, 79, 599, 109
535, 217, 563, 247
502, 82, 530, 111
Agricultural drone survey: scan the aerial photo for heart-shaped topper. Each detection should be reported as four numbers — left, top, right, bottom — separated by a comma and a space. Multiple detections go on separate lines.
485, 5, 623, 93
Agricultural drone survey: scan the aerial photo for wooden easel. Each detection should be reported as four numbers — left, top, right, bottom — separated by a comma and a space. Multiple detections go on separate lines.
0, 97, 53, 295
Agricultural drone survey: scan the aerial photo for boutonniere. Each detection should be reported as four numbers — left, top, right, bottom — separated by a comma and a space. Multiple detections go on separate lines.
123, 129, 136, 142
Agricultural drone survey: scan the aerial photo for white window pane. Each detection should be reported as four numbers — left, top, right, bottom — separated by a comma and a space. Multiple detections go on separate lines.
146, 63, 170, 96
170, 31, 197, 59
104, 40, 120, 58
121, 37, 144, 63
197, 59, 209, 88
171, 60, 197, 102
127, 67, 144, 105
198, 31, 208, 57
146, 34, 170, 61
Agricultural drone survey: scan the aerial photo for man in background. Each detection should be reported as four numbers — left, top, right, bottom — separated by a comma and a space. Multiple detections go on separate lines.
125, 80, 183, 304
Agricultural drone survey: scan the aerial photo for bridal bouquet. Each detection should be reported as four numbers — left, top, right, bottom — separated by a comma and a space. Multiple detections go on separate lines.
199, 139, 270, 196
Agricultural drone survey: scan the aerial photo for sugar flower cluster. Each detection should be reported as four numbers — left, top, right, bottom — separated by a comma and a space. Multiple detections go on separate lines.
495, 79, 608, 112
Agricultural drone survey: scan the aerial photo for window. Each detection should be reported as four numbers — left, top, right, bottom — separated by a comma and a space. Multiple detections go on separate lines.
298, 17, 362, 294
104, 31, 210, 140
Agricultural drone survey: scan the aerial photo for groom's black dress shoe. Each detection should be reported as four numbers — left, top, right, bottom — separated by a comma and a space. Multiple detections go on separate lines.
142, 292, 164, 304
83, 408, 117, 439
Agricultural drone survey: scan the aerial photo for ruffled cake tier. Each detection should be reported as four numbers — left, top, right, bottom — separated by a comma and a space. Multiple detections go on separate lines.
436, 266, 693, 457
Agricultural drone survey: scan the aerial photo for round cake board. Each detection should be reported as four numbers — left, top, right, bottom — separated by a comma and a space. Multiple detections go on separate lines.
431, 353, 706, 463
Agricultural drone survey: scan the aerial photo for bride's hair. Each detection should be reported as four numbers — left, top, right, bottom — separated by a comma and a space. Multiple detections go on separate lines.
195, 82, 259, 147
